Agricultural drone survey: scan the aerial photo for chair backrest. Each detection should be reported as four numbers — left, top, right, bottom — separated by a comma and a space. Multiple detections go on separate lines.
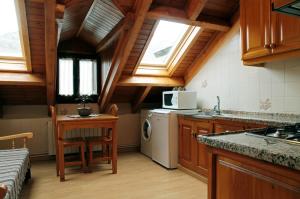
49, 105, 57, 127
107, 104, 118, 116
49, 106, 58, 139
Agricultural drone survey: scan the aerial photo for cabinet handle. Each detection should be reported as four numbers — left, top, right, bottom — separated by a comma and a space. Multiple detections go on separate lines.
270, 43, 276, 49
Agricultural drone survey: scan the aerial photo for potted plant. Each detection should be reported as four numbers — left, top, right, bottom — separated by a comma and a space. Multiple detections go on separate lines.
76, 95, 92, 117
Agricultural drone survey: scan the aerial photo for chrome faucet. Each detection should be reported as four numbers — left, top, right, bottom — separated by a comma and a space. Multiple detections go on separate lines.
213, 96, 221, 115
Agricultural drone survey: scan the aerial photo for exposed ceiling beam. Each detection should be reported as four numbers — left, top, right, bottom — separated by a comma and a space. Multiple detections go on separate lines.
96, 14, 133, 53
132, 86, 152, 113
98, 0, 153, 112
0, 73, 45, 86
146, 7, 230, 32
112, 0, 127, 16
45, 0, 57, 106
184, 18, 240, 84
185, 0, 207, 20
117, 75, 185, 87
76, 0, 97, 37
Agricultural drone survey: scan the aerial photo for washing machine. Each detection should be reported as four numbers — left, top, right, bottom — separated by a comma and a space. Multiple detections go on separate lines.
140, 109, 152, 158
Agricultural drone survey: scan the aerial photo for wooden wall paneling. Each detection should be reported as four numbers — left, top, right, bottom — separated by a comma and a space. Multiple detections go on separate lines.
45, 0, 57, 106
122, 19, 156, 76
98, 0, 153, 112
146, 7, 230, 32
0, 86, 47, 105
26, 0, 45, 74
110, 86, 140, 103
131, 86, 152, 113
117, 75, 185, 87
199, 0, 239, 21
151, 0, 186, 9
185, 0, 207, 20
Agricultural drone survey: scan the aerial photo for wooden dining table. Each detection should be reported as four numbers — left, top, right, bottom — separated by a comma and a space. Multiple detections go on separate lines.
56, 114, 118, 181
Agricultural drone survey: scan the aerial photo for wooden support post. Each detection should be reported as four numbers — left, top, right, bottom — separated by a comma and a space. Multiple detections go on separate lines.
45, 0, 57, 107
98, 0, 153, 112
132, 86, 152, 113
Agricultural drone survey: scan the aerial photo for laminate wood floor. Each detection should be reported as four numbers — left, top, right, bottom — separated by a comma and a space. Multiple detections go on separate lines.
21, 153, 207, 199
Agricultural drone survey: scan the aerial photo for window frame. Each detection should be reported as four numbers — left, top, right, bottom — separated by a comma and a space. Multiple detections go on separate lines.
134, 20, 201, 76
0, 0, 31, 72
56, 53, 100, 104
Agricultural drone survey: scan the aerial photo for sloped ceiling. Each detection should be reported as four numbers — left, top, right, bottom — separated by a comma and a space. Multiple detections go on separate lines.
0, 0, 239, 107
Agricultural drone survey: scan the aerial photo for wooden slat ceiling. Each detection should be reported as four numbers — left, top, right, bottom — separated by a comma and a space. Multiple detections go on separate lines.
199, 0, 239, 22
79, 0, 125, 46
151, 0, 187, 9
60, 0, 94, 41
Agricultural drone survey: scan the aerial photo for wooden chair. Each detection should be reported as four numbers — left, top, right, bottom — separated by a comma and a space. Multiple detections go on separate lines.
50, 106, 86, 177
87, 104, 118, 168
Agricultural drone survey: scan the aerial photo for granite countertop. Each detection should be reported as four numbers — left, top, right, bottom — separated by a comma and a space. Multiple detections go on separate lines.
180, 110, 300, 126
198, 131, 300, 171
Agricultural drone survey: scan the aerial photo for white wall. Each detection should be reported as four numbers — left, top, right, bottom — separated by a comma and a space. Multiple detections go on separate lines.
0, 103, 140, 155
186, 29, 300, 114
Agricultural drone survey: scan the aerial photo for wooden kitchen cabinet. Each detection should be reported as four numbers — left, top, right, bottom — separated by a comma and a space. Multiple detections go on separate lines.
178, 117, 268, 178
240, 0, 300, 65
193, 121, 213, 176
214, 120, 245, 134
178, 118, 194, 170
210, 150, 300, 199
240, 0, 272, 60
178, 117, 213, 176
271, 12, 300, 54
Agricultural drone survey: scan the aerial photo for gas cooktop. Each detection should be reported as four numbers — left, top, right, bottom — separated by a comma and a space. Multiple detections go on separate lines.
247, 124, 300, 145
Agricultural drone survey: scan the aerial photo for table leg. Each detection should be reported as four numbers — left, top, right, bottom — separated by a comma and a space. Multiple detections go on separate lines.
58, 125, 65, 181
112, 125, 117, 174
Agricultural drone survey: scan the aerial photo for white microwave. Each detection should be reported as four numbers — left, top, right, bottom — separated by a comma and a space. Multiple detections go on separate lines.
162, 91, 197, 110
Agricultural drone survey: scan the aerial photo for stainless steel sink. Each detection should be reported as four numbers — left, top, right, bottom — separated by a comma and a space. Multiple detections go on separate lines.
192, 112, 216, 119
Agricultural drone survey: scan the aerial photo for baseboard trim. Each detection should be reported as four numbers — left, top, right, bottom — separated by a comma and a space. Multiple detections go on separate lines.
177, 164, 208, 183
30, 145, 140, 162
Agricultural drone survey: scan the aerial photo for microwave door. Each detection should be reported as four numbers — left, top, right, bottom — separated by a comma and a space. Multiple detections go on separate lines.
164, 93, 173, 107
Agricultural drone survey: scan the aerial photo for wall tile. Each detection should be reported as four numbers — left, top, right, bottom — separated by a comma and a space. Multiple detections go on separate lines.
186, 30, 300, 114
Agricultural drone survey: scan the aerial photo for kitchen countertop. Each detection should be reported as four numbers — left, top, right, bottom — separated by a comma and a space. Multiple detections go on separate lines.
198, 131, 300, 171
180, 110, 300, 126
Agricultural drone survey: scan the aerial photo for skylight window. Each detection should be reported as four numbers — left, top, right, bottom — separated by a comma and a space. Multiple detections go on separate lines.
136, 20, 201, 76
0, 0, 31, 72
0, 0, 23, 58
140, 20, 189, 66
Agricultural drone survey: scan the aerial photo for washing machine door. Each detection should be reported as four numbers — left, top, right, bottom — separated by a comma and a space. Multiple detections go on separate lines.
142, 119, 152, 141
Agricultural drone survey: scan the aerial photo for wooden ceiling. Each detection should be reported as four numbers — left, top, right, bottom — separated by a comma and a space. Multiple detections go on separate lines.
0, 0, 239, 110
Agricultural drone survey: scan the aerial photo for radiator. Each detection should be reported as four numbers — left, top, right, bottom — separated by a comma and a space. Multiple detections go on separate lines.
47, 121, 102, 155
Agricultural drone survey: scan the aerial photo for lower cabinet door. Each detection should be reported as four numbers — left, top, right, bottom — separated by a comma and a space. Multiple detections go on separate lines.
193, 121, 213, 176
178, 119, 194, 170
216, 156, 300, 199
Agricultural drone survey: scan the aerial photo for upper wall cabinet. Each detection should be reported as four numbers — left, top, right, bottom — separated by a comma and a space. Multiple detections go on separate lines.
241, 0, 300, 65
